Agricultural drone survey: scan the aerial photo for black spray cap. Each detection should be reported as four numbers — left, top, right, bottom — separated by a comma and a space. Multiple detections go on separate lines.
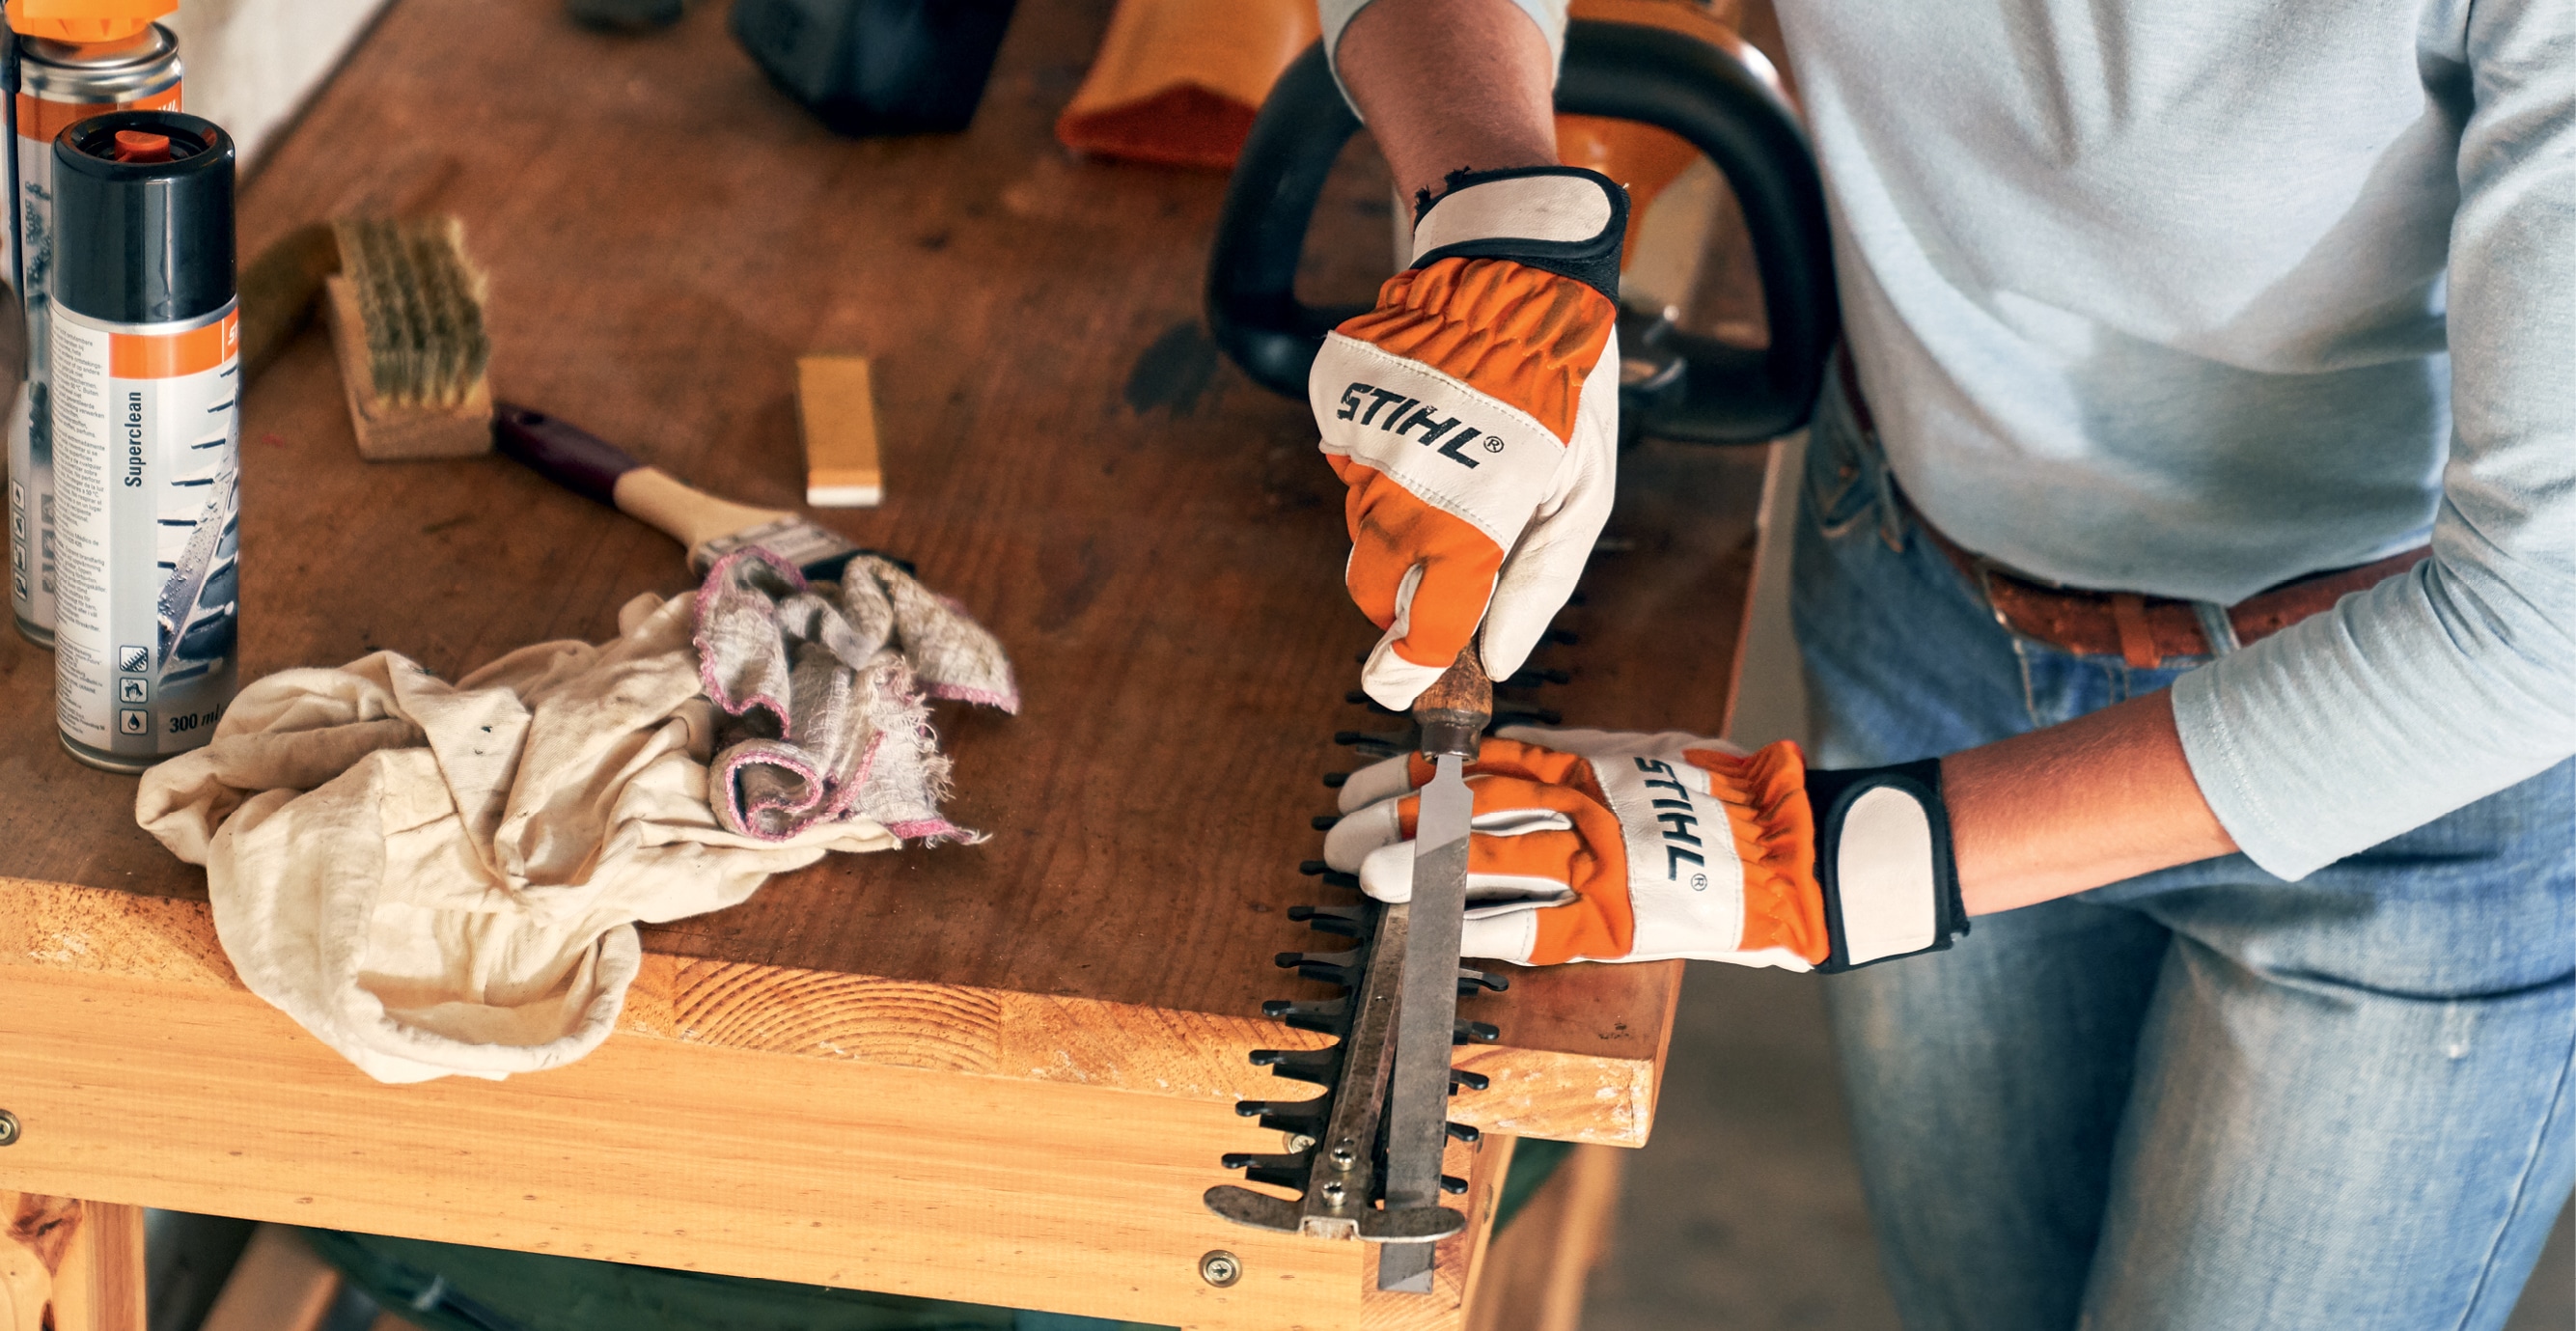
54, 110, 235, 324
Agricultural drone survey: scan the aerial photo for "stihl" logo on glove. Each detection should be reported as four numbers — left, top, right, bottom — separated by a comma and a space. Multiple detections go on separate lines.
1337, 381, 1498, 469
1633, 757, 1708, 880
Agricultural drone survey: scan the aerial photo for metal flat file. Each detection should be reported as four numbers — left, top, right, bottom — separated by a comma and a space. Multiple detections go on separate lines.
1379, 649, 1491, 1291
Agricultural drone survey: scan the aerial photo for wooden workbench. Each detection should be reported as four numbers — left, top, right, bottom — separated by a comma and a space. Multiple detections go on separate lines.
0, 1, 1769, 1327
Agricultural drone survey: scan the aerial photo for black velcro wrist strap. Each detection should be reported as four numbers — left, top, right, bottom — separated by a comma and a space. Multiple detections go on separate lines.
1804, 759, 1969, 973
1409, 166, 1628, 307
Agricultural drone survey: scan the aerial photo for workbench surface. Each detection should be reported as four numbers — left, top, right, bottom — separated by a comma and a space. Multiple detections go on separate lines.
0, 1, 1771, 1325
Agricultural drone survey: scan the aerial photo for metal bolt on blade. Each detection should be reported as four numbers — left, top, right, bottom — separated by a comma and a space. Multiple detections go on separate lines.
1327, 1142, 1358, 1171
0, 1111, 16, 1146
1200, 1251, 1242, 1288
1318, 1181, 1347, 1206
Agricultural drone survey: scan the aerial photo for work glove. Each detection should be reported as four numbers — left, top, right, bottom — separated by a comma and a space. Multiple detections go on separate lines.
1322, 728, 1969, 970
1314, 166, 1625, 710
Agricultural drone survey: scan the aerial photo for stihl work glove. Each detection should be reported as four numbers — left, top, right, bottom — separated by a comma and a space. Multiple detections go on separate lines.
1323, 728, 1968, 970
1314, 166, 1625, 710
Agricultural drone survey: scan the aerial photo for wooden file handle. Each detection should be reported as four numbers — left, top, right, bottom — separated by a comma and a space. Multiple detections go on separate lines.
1412, 646, 1492, 760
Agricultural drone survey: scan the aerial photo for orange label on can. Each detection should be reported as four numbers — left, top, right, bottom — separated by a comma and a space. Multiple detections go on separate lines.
108, 312, 235, 379
14, 83, 180, 143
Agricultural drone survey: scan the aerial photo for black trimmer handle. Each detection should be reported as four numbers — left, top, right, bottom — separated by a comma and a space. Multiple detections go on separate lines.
1206, 19, 1840, 444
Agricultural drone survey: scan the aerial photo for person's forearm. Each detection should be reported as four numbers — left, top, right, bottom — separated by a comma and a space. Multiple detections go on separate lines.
1939, 690, 2237, 915
1335, 0, 1558, 208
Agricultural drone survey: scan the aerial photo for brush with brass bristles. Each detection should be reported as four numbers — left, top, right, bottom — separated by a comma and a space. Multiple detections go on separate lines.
320, 214, 497, 459
333, 215, 490, 409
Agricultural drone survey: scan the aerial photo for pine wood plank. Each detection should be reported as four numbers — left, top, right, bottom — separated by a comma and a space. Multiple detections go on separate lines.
0, 957, 1541, 1331
0, 1194, 79, 1331
1461, 1146, 1624, 1331
64, 1204, 146, 1331
0, 1196, 144, 1331
0, 878, 1662, 1146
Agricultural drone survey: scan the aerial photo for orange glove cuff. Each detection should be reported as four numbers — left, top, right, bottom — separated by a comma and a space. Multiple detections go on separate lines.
1686, 741, 1830, 964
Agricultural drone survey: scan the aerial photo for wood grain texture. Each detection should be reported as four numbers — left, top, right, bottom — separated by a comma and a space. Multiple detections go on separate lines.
0, 0, 1766, 1132
0, 1194, 79, 1331
0, 877, 1661, 1145
1460, 1146, 1624, 1331
75, 1204, 148, 1331
198, 1226, 343, 1331
1, 1197, 145, 1331
0, 958, 1534, 1331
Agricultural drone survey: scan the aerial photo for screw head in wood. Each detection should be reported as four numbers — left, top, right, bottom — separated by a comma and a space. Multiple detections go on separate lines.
1199, 1250, 1242, 1288
0, 1110, 17, 1146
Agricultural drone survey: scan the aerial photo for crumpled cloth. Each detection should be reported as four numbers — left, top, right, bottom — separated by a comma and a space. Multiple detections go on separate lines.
695, 549, 1018, 842
134, 567, 1011, 1084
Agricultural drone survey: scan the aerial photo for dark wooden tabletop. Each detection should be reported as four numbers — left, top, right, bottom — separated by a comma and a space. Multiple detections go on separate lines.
0, 0, 1768, 1074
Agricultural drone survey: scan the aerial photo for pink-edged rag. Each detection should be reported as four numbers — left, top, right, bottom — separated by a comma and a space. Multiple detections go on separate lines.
695, 549, 1018, 843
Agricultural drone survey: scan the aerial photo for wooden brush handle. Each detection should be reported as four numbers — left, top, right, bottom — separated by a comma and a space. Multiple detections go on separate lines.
612, 468, 793, 554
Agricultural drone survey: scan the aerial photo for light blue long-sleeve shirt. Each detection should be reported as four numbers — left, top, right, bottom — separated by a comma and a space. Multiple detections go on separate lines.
1320, 0, 2576, 880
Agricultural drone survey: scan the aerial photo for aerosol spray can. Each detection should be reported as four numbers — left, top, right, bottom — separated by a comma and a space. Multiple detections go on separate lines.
0, 39, 19, 340
9, 23, 180, 647
51, 109, 235, 772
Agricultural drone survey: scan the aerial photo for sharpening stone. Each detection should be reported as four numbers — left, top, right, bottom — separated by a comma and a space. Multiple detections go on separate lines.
798, 354, 884, 508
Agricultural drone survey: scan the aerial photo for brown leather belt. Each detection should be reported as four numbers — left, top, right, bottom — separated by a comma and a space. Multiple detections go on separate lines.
1836, 355, 2429, 669
1914, 517, 2426, 669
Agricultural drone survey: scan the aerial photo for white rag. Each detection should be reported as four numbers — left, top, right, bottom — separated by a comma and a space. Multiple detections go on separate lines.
134, 592, 896, 1083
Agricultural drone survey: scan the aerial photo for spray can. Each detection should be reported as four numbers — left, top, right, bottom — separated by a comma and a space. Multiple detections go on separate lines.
51, 109, 235, 772
8, 21, 179, 647
0, 38, 18, 335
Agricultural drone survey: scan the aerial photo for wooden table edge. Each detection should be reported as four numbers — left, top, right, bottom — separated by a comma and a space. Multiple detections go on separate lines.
0, 874, 1660, 1146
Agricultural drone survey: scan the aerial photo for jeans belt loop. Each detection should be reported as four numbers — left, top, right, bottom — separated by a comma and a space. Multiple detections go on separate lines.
1873, 461, 1905, 553
1836, 350, 1908, 552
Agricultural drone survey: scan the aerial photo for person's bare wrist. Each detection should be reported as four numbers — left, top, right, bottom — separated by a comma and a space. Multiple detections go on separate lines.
1940, 691, 2236, 916
1335, 0, 1559, 208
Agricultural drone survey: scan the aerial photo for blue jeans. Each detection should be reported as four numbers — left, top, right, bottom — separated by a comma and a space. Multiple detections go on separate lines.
1790, 376, 2576, 1331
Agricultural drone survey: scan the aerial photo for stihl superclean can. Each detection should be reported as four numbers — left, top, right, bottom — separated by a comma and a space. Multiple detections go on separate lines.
0, 39, 19, 342
9, 24, 179, 648
51, 109, 235, 772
